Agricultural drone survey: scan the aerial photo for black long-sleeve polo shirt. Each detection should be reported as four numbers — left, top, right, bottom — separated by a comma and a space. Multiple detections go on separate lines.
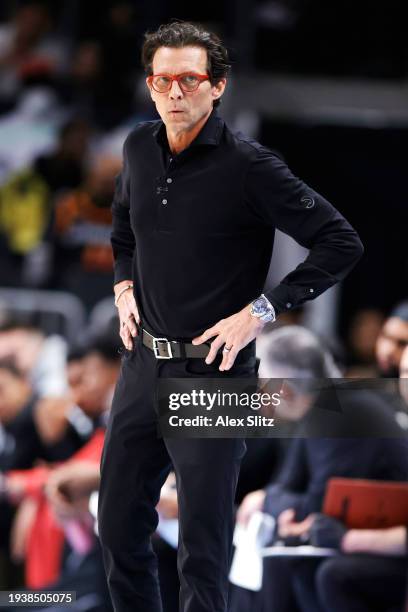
111, 109, 363, 340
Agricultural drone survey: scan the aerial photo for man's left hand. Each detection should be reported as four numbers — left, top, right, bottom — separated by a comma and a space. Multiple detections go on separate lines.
192, 304, 265, 371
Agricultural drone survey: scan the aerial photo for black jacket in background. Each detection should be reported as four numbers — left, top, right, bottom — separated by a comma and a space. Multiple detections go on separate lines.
263, 387, 408, 520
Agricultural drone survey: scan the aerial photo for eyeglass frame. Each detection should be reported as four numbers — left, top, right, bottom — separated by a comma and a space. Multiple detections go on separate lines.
147, 72, 211, 93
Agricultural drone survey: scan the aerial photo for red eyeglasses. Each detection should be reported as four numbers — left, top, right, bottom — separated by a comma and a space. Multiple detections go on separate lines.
147, 72, 210, 93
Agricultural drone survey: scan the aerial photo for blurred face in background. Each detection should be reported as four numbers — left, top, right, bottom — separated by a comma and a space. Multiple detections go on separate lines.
147, 46, 225, 136
275, 385, 313, 421
71, 42, 101, 82
59, 121, 90, 161
348, 308, 384, 364
0, 329, 43, 375
375, 317, 408, 376
0, 367, 31, 424
14, 4, 51, 46
70, 352, 119, 417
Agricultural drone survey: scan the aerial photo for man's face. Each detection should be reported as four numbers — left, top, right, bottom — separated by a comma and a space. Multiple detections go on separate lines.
70, 353, 119, 417
147, 46, 226, 134
375, 317, 408, 376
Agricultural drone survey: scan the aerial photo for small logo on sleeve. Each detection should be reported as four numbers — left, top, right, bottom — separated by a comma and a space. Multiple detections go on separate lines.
300, 196, 315, 209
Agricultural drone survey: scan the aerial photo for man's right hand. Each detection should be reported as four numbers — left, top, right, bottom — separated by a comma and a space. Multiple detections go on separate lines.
114, 280, 140, 350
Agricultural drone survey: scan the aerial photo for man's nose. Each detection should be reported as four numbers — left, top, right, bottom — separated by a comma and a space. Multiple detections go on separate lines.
169, 79, 183, 99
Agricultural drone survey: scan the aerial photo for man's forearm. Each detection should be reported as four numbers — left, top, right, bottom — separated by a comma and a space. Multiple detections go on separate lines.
342, 526, 408, 556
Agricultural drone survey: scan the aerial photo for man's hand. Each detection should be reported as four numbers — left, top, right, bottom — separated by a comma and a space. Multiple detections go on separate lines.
192, 304, 265, 371
156, 489, 178, 519
277, 508, 316, 539
114, 280, 140, 350
45, 461, 100, 505
45, 461, 100, 521
34, 396, 72, 444
236, 489, 266, 526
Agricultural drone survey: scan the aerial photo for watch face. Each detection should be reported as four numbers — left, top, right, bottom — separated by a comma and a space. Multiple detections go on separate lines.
252, 297, 268, 315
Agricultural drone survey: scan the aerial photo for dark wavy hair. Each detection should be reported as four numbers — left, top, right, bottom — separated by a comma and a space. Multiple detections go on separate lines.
142, 20, 230, 107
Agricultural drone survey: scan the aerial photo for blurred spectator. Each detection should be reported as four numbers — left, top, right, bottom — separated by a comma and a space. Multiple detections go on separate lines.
69, 0, 139, 129
275, 512, 408, 612
0, 156, 50, 287
376, 300, 408, 377
0, 88, 59, 186
32, 331, 121, 456
0, 318, 67, 397
270, 345, 408, 612
34, 118, 90, 194
0, 117, 90, 287
239, 327, 408, 524
0, 358, 42, 472
58, 22, 137, 131
0, 331, 120, 607
346, 308, 385, 377
0, 319, 95, 464
51, 154, 120, 309
234, 326, 408, 612
0, 2, 67, 110
0, 358, 42, 591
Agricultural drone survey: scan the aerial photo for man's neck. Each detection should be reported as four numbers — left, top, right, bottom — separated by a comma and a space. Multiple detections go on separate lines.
166, 108, 212, 155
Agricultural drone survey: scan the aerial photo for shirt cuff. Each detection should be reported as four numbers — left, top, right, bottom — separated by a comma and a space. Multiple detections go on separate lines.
263, 284, 297, 316
113, 259, 133, 286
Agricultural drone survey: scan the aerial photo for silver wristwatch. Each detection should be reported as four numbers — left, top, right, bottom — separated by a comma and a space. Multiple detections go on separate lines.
250, 294, 276, 323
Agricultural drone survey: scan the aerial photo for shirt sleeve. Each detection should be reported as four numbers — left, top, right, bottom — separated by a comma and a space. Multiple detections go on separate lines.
111, 137, 135, 285
244, 146, 364, 314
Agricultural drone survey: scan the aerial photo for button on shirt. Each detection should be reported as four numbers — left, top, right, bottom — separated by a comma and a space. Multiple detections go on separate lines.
111, 109, 363, 340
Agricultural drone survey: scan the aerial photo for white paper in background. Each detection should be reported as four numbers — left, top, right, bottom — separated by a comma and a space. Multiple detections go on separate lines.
229, 512, 275, 591
89, 491, 99, 536
156, 516, 179, 549
261, 545, 338, 557
89, 491, 179, 548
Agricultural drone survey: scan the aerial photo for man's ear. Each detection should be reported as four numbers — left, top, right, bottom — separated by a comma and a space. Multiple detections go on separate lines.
212, 78, 227, 102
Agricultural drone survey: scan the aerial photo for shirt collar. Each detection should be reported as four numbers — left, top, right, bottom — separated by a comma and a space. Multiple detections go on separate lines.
152, 108, 224, 150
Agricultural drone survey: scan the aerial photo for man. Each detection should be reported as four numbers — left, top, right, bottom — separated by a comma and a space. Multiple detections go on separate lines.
238, 326, 408, 524
97, 21, 363, 612
376, 300, 408, 377
236, 326, 408, 612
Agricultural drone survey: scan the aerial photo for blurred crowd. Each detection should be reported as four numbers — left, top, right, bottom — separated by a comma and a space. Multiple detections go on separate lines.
0, 1, 158, 309
0, 301, 406, 611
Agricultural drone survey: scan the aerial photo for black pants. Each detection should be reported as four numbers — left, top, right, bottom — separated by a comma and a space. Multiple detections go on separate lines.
98, 333, 257, 612
290, 555, 407, 612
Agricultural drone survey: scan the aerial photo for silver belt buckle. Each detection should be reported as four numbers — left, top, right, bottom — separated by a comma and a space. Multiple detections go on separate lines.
153, 337, 173, 359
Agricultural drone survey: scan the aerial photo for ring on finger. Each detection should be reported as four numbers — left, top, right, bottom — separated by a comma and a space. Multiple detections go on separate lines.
223, 346, 232, 353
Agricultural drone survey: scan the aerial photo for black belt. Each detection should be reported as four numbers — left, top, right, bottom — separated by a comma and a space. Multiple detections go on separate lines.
141, 327, 211, 359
